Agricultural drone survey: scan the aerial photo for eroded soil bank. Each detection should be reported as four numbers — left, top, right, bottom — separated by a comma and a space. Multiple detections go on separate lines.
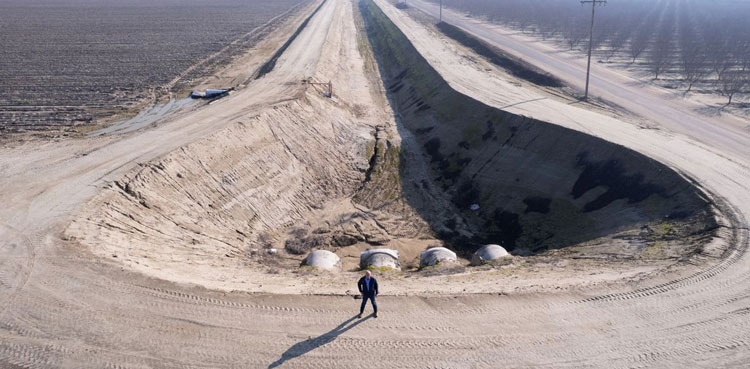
359, 0, 716, 257
65, 0, 718, 294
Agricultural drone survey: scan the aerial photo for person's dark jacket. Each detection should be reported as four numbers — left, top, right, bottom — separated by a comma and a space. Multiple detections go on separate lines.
358, 276, 378, 297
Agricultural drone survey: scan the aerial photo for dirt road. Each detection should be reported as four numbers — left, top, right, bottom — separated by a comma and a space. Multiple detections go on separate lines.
1, 0, 750, 367
409, 0, 750, 161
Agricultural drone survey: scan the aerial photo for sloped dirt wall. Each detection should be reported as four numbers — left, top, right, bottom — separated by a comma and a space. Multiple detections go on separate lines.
360, 0, 714, 254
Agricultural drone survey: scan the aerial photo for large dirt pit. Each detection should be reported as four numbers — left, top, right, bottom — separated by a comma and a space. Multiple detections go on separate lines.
66, 0, 718, 294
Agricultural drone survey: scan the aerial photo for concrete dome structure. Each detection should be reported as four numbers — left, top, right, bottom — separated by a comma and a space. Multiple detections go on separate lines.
419, 247, 457, 268
471, 244, 510, 266
360, 249, 400, 270
304, 250, 340, 270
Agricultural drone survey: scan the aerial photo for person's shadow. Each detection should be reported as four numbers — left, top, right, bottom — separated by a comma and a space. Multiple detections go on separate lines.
268, 314, 373, 368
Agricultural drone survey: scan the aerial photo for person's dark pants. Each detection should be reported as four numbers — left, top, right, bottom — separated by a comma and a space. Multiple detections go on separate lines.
360, 294, 377, 315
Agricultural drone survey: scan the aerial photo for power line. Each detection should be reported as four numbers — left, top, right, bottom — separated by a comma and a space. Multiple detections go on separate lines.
581, 0, 607, 101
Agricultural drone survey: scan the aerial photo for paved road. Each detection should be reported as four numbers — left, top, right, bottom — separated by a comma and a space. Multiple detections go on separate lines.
410, 0, 750, 162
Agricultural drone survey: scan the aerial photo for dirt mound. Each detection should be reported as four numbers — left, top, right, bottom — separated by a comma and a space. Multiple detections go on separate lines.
67, 94, 378, 275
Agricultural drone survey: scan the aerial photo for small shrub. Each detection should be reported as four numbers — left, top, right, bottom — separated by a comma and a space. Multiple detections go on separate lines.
332, 234, 358, 247
288, 228, 308, 239
285, 234, 327, 255
257, 232, 273, 249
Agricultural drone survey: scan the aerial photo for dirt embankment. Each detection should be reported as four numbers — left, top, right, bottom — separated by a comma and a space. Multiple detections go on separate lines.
66, 0, 716, 294
435, 21, 563, 88
68, 97, 372, 267
65, 0, 432, 290
359, 0, 716, 258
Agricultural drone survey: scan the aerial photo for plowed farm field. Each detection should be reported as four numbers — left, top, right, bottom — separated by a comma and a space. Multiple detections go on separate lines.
0, 0, 307, 137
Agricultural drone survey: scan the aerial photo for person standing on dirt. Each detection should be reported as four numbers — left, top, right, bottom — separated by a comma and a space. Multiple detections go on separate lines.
357, 270, 378, 318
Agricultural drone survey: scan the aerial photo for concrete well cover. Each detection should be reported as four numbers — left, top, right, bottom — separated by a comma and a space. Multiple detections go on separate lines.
304, 250, 340, 270
360, 249, 400, 270
471, 244, 510, 266
420, 247, 457, 267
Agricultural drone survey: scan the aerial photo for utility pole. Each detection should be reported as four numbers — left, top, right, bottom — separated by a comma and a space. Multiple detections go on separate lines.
439, 0, 443, 22
580, 0, 606, 100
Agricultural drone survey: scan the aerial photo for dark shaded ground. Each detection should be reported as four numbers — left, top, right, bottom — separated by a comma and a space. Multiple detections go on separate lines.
436, 21, 563, 88
359, 0, 715, 256
268, 315, 373, 368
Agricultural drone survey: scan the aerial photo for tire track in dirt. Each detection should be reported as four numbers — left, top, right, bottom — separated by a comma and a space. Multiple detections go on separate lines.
0, 223, 38, 324
576, 196, 748, 304
3, 0, 750, 368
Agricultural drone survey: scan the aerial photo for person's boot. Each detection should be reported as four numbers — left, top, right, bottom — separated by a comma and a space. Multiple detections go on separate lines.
357, 314, 362, 319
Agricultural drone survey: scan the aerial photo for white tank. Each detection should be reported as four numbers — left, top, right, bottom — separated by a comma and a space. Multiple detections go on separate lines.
419, 247, 457, 268
360, 249, 400, 270
304, 250, 340, 270
471, 244, 510, 266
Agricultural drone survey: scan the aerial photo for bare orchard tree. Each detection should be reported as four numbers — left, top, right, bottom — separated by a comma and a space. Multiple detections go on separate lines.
730, 33, 750, 73
627, 0, 664, 64
648, 6, 678, 80
678, 17, 707, 92
717, 71, 748, 105
704, 26, 733, 80
680, 45, 707, 92
742, 40, 750, 72
591, 23, 608, 52
629, 30, 650, 63
539, 22, 559, 41
517, 17, 533, 34
605, 29, 631, 62
536, 5, 560, 41
741, 41, 750, 72
435, 0, 750, 98
648, 35, 673, 80
563, 18, 587, 51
